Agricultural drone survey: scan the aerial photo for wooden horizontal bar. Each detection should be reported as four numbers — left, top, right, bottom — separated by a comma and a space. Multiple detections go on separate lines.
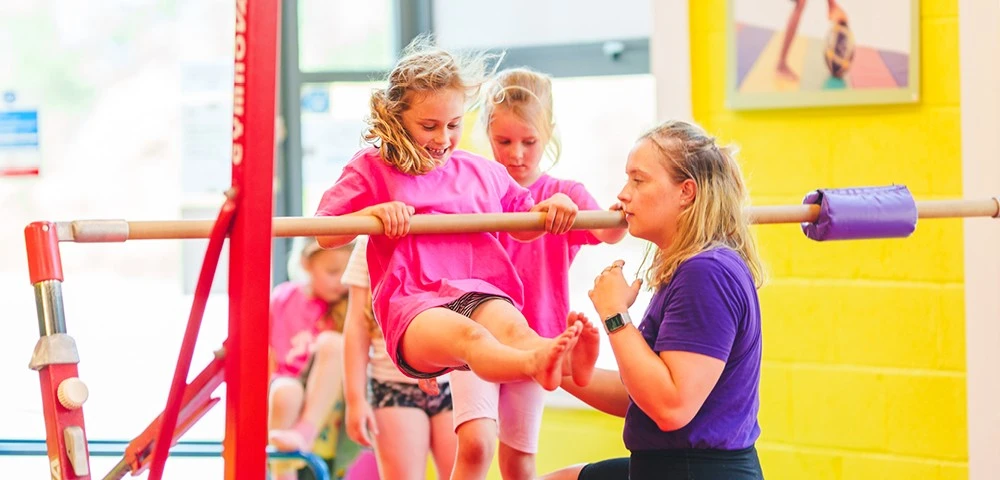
52, 197, 999, 242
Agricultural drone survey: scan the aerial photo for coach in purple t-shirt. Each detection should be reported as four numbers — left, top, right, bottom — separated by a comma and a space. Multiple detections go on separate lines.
543, 121, 766, 480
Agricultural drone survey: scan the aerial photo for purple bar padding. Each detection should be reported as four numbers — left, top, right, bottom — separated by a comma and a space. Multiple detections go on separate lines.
801, 185, 917, 241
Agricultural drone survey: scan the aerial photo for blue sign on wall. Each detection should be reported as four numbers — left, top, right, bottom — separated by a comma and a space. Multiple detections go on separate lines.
0, 110, 39, 149
301, 90, 330, 113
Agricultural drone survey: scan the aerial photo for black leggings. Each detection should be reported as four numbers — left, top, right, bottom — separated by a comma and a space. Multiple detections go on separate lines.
578, 446, 763, 480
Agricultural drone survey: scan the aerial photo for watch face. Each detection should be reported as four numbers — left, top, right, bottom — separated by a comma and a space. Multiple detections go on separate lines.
605, 313, 626, 332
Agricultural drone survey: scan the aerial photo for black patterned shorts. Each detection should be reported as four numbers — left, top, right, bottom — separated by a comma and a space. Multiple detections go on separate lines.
395, 292, 512, 379
442, 292, 512, 318
368, 378, 453, 417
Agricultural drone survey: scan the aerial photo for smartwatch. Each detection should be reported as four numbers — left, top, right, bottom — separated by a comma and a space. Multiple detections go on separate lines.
603, 311, 631, 334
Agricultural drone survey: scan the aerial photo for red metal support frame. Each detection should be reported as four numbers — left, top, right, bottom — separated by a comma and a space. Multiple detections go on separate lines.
25, 223, 63, 285
225, 0, 279, 478
147, 195, 238, 480
25, 222, 91, 479
122, 351, 226, 476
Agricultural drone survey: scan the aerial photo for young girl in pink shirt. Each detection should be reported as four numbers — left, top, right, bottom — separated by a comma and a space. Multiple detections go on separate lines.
314, 36, 594, 402
342, 236, 458, 480
267, 239, 353, 480
444, 67, 628, 480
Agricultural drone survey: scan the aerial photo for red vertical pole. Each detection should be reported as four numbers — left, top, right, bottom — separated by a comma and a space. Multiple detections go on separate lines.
25, 222, 92, 479
224, 0, 279, 478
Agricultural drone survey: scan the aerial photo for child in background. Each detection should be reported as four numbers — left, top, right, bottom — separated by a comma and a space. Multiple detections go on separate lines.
314, 36, 593, 399
442, 67, 628, 480
268, 239, 353, 479
342, 236, 458, 480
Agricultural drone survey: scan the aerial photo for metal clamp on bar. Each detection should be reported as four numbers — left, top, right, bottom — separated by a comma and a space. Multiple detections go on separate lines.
56, 220, 129, 243
28, 334, 80, 370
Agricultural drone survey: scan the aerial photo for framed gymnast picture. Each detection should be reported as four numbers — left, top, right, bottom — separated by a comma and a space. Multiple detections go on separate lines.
727, 0, 920, 110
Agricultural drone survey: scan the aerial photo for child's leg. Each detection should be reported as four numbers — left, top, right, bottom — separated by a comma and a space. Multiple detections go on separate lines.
269, 377, 305, 430
472, 299, 565, 351
429, 408, 458, 480
270, 331, 344, 451
449, 370, 501, 480
400, 302, 581, 390
268, 378, 305, 480
452, 419, 498, 480
496, 381, 547, 480
472, 300, 586, 390
777, 0, 807, 80
499, 444, 535, 480
299, 331, 345, 428
371, 406, 432, 480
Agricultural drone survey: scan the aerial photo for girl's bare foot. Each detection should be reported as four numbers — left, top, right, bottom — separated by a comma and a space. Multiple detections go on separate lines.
268, 420, 318, 453
568, 312, 600, 386
531, 322, 581, 390
269, 429, 309, 452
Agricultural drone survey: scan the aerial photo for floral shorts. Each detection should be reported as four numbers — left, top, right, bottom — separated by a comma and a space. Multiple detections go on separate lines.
368, 378, 453, 417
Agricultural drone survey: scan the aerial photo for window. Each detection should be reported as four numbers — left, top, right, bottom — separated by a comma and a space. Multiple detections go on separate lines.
548, 75, 658, 370
0, 0, 235, 476
297, 0, 396, 72
300, 82, 380, 215
432, 0, 651, 49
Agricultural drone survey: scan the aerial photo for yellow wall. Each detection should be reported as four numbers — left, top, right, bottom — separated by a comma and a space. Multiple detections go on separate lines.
691, 0, 966, 478
533, 409, 629, 475
422, 409, 627, 479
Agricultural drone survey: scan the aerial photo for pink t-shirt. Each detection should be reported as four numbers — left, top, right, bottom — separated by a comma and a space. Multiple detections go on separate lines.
269, 281, 328, 378
315, 147, 534, 372
499, 174, 602, 338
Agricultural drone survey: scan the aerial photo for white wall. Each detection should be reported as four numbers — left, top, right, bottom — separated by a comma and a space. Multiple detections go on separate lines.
651, 0, 691, 122
960, 0, 1000, 477
433, 0, 651, 49
734, 0, 912, 53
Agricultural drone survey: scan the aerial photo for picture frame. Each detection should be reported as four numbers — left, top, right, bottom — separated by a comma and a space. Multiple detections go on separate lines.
727, 0, 920, 110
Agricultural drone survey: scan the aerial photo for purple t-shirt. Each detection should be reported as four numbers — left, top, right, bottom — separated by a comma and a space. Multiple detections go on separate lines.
623, 247, 762, 451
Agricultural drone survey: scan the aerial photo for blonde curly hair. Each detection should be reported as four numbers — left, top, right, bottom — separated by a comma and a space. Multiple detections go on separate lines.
365, 34, 499, 175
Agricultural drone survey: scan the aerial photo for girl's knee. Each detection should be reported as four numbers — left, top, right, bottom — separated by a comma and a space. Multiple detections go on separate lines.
498, 448, 535, 480
456, 422, 497, 466
269, 379, 304, 411
313, 331, 344, 356
479, 303, 533, 343
456, 322, 489, 346
457, 437, 495, 467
